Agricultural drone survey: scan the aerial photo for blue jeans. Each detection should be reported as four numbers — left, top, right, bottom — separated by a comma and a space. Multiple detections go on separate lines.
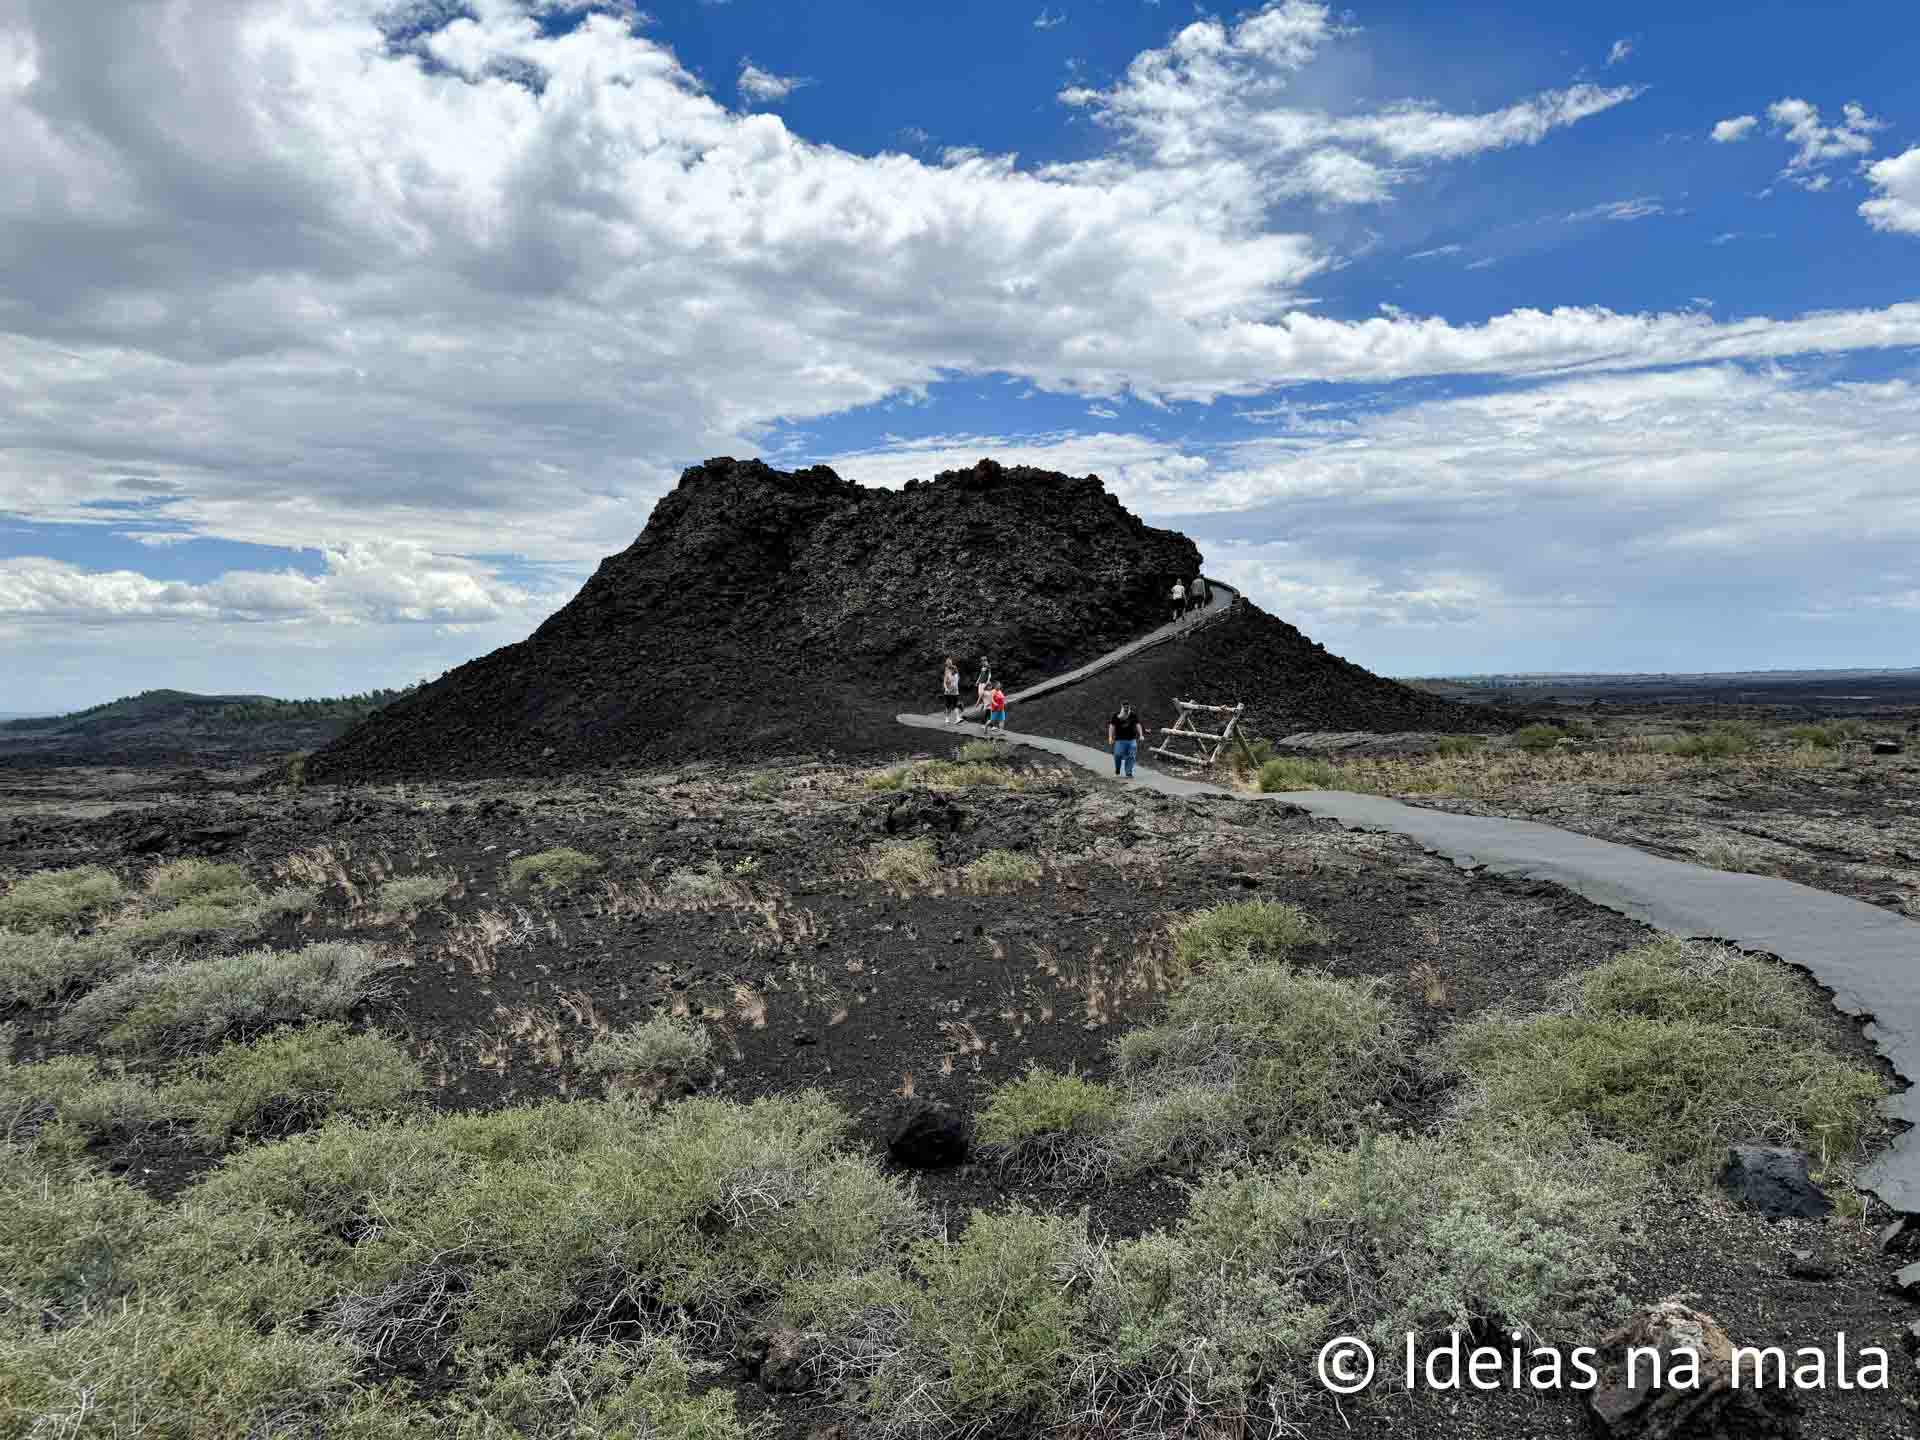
1114, 739, 1137, 776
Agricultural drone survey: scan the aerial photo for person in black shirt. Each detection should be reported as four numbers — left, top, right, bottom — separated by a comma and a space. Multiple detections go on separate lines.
1108, 703, 1148, 778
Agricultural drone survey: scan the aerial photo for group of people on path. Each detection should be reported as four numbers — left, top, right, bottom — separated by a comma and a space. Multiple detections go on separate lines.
941, 656, 1007, 736
1170, 574, 1210, 621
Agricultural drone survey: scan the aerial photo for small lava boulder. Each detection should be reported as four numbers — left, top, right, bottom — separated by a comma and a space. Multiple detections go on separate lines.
1588, 1299, 1798, 1439
737, 1327, 812, 1394
1716, 1144, 1833, 1220
888, 1100, 971, 1169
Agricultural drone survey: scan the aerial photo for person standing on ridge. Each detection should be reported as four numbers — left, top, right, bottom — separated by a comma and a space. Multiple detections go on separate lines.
941, 657, 961, 724
1108, 702, 1147, 778
1170, 578, 1186, 621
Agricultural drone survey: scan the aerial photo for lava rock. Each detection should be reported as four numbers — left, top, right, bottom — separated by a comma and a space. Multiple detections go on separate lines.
1873, 739, 1902, 755
1587, 1299, 1798, 1439
1785, 1250, 1834, 1281
737, 1328, 811, 1393
1716, 1144, 1834, 1220
888, 1100, 970, 1169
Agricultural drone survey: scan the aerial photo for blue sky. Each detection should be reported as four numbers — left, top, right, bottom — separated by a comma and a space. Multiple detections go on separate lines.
1, 0, 1916, 710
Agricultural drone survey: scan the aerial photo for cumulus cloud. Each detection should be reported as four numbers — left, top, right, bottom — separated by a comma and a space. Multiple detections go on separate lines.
1710, 114, 1757, 143
0, 543, 541, 626
1051, 1, 1636, 207
737, 60, 807, 103
817, 367, 1920, 667
1767, 97, 1885, 186
1862, 145, 1920, 235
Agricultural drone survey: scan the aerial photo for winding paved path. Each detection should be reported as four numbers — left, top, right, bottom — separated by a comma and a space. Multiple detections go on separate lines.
900, 588, 1920, 1213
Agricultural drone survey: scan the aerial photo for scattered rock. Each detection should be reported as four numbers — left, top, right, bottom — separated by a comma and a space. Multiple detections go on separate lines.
791, 1031, 816, 1047
1890, 1261, 1920, 1297
1872, 739, 1902, 755
888, 1100, 970, 1169
1878, 1217, 1911, 1253
737, 1328, 811, 1393
1716, 1144, 1833, 1220
1587, 1298, 1798, 1439
1786, 1249, 1835, 1281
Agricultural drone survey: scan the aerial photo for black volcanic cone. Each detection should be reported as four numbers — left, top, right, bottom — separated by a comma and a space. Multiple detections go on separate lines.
309, 457, 1203, 780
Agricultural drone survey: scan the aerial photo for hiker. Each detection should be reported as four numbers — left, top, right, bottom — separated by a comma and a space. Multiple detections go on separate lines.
1108, 702, 1147, 778
1170, 578, 1186, 621
941, 657, 961, 724
975, 656, 994, 710
1191, 575, 1209, 611
987, 682, 1009, 737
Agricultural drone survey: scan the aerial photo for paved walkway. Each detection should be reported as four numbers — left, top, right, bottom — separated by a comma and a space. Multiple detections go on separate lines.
899, 645, 1920, 1213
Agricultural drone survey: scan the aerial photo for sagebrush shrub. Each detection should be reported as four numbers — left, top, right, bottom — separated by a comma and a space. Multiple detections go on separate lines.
0, 865, 125, 932
506, 848, 601, 891
864, 839, 942, 890
0, 929, 135, 1007
170, 1021, 424, 1142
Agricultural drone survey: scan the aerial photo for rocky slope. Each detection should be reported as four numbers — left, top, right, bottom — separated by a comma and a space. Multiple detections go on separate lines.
310, 457, 1202, 780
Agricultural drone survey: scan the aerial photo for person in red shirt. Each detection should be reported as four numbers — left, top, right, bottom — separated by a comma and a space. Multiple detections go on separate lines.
988, 684, 1008, 736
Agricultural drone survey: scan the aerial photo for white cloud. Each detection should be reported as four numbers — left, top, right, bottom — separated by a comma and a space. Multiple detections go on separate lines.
1606, 39, 1633, 67
1087, 404, 1119, 417
1408, 242, 1463, 259
1564, 197, 1665, 222
1862, 145, 1920, 235
1710, 114, 1758, 143
738, 61, 807, 102
1034, 8, 1066, 29
0, 543, 543, 626
1767, 97, 1885, 186
815, 367, 1920, 668
1052, 2, 1635, 207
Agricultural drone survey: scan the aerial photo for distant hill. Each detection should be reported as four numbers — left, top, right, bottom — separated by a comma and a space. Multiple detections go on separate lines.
0, 687, 417, 763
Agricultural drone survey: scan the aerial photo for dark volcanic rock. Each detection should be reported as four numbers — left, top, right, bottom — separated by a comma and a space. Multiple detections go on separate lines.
888, 1100, 970, 1169
310, 457, 1202, 780
1716, 1144, 1833, 1220
1013, 600, 1510, 743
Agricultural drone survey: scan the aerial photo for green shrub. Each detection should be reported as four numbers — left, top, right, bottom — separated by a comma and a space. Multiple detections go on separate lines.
1255, 757, 1340, 791
0, 1297, 359, 1439
375, 875, 453, 913
863, 767, 910, 791
183, 1092, 925, 1361
1111, 962, 1410, 1169
963, 849, 1042, 892
1693, 839, 1775, 875
1437, 943, 1886, 1181
958, 740, 1012, 765
0, 1051, 176, 1144
0, 865, 125, 932
0, 1143, 159, 1323
146, 858, 253, 906
169, 1021, 424, 1143
286, 752, 308, 787
334, 1336, 764, 1440
579, 1016, 714, 1099
0, 929, 135, 1008
1433, 734, 1484, 756
917, 760, 1020, 789
1662, 727, 1751, 758
977, 1065, 1120, 1180
1170, 899, 1331, 971
61, 940, 401, 1055
1512, 723, 1564, 753
506, 848, 601, 892
1785, 723, 1839, 749
864, 839, 942, 890
662, 861, 746, 905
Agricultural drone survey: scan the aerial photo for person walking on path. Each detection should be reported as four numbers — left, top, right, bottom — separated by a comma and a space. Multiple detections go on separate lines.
941, 657, 961, 724
987, 683, 1009, 737
975, 657, 994, 710
1170, 579, 1186, 621
1108, 702, 1147, 778
1191, 575, 1209, 611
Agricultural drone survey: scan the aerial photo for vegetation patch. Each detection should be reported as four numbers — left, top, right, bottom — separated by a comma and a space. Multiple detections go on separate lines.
976, 1065, 1120, 1181
1662, 726, 1753, 759
1435, 938, 1886, 1181
506, 847, 602, 892
792, 1128, 1641, 1437
178, 1091, 923, 1361
963, 849, 1042, 892
60, 940, 401, 1055
0, 1046, 175, 1146
1511, 723, 1565, 753
375, 875, 453, 914
579, 1015, 715, 1100
146, 858, 253, 907
1110, 960, 1410, 1171
169, 1022, 424, 1143
1255, 757, 1341, 791
0, 929, 135, 1008
863, 839, 943, 891
957, 740, 1013, 764
0, 865, 125, 933
1171, 898, 1332, 971
0, 1142, 160, 1324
